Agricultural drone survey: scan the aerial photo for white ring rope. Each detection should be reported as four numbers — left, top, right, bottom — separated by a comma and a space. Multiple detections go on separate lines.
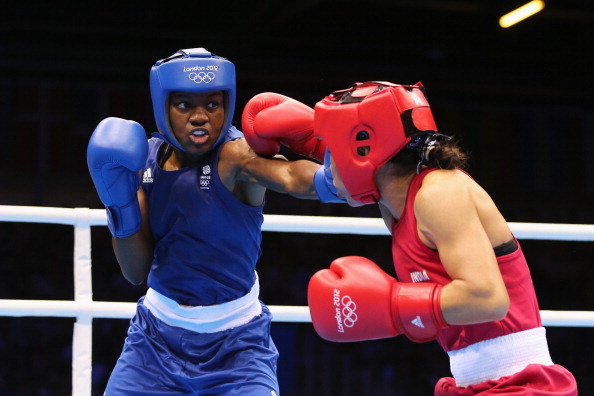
3, 205, 594, 240
1, 205, 593, 396
2, 299, 593, 326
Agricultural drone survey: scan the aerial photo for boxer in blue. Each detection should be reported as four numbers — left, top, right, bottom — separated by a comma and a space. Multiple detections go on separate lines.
87, 48, 338, 395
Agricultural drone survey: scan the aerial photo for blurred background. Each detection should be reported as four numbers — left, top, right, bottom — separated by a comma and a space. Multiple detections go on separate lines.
1, 0, 593, 394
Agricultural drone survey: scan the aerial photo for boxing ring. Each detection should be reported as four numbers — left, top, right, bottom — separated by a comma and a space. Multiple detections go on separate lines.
0, 205, 593, 396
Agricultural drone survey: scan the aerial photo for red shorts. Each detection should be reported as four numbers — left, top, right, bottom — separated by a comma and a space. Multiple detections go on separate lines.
435, 364, 577, 395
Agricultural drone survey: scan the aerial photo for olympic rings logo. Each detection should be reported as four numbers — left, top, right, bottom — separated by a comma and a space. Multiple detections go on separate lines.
341, 296, 357, 327
188, 72, 215, 84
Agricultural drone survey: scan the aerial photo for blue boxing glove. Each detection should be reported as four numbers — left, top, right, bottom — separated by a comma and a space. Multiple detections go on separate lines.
87, 117, 148, 237
314, 149, 346, 203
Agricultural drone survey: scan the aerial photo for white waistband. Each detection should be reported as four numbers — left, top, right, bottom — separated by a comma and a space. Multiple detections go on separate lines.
447, 327, 554, 387
143, 274, 262, 333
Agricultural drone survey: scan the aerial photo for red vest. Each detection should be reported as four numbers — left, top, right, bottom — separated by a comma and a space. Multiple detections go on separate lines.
391, 169, 542, 351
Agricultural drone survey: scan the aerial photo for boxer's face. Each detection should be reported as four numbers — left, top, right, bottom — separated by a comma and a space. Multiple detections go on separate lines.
330, 156, 366, 207
168, 90, 225, 155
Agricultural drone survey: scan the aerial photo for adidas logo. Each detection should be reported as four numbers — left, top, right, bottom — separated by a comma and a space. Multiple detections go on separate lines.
411, 316, 425, 328
142, 168, 153, 183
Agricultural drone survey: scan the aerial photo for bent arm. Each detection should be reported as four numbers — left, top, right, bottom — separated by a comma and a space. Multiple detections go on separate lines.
415, 175, 510, 325
112, 187, 153, 285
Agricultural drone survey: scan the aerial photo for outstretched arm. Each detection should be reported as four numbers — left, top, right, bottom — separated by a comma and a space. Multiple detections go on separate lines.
241, 154, 320, 199
220, 138, 320, 201
236, 92, 345, 203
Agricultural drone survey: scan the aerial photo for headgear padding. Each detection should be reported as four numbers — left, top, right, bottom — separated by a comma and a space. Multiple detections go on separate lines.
150, 48, 236, 151
314, 81, 437, 204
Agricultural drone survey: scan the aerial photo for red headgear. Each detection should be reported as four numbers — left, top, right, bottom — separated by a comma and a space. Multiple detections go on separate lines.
314, 81, 438, 204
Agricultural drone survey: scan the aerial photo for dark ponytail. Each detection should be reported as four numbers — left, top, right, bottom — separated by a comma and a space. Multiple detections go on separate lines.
424, 136, 468, 171
388, 132, 468, 175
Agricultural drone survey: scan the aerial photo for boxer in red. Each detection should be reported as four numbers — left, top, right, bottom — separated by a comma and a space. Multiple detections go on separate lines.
308, 81, 577, 395
243, 81, 578, 395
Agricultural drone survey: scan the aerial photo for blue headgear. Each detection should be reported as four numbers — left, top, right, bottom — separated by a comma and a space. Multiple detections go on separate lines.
149, 48, 236, 151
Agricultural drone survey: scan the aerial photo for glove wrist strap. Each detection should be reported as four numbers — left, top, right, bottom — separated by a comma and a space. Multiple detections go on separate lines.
106, 200, 142, 238
314, 167, 346, 203
392, 282, 447, 343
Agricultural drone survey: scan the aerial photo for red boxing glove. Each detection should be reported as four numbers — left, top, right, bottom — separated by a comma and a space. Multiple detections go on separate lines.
308, 256, 447, 343
241, 92, 326, 162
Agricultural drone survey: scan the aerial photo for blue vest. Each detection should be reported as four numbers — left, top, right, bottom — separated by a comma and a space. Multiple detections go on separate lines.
141, 127, 264, 306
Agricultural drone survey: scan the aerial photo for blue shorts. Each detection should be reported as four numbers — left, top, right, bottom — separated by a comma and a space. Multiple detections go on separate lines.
104, 298, 279, 395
